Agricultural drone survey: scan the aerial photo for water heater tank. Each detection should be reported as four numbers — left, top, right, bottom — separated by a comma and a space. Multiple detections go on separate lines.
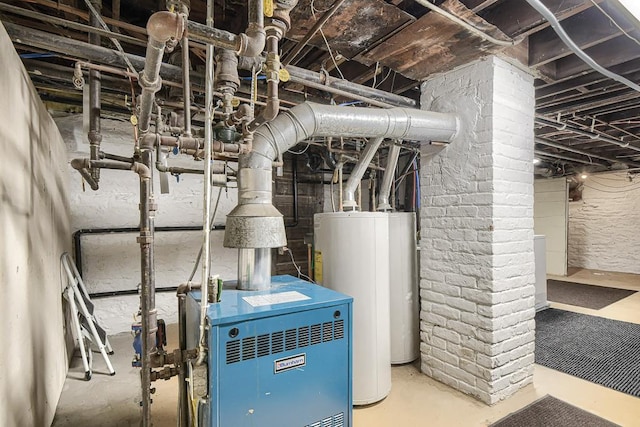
314, 212, 391, 405
388, 212, 419, 364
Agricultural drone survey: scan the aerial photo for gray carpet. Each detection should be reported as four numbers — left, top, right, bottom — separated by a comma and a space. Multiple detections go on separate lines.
490, 396, 618, 427
535, 309, 640, 397
547, 280, 636, 310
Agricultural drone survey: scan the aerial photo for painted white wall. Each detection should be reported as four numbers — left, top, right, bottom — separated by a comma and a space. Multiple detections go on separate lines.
533, 178, 568, 275
568, 172, 640, 274
420, 56, 536, 404
57, 115, 238, 333
0, 22, 71, 427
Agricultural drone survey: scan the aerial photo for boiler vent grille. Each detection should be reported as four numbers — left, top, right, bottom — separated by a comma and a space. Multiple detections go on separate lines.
306, 412, 345, 427
225, 319, 345, 364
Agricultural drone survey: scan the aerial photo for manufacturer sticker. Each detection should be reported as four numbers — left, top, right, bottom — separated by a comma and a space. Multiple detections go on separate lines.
274, 353, 306, 373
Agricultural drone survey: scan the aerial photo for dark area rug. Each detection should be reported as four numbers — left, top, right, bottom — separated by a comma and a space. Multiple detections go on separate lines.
490, 396, 619, 427
547, 280, 636, 310
535, 309, 640, 397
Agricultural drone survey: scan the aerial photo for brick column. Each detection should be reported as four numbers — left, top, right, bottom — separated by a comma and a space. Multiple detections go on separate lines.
419, 56, 536, 404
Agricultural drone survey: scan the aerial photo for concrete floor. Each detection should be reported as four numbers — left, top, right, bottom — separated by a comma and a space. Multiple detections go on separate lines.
53, 268, 640, 427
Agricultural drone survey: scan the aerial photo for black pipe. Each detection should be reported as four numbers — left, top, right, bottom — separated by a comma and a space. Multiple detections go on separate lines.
72, 225, 226, 278
284, 157, 299, 228
90, 286, 180, 299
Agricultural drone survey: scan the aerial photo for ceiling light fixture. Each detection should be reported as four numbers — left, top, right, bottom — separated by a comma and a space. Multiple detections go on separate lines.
580, 173, 588, 180
533, 158, 540, 164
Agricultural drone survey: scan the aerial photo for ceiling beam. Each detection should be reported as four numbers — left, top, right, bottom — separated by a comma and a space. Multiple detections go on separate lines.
555, 34, 640, 80
535, 58, 640, 100
529, 4, 636, 67
480, 0, 598, 38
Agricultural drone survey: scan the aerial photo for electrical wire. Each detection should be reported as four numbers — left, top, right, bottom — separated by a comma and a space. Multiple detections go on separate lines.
583, 183, 640, 194
414, 0, 519, 46
287, 142, 312, 154
284, 247, 315, 283
187, 187, 223, 283
589, 0, 640, 48
310, 2, 346, 79
584, 177, 640, 189
525, 0, 640, 94
82, 0, 138, 75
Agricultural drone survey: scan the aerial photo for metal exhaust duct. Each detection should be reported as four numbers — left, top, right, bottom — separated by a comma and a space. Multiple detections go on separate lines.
224, 102, 459, 290
378, 142, 402, 211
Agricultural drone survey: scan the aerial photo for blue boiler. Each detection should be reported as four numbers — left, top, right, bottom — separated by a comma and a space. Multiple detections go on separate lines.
186, 275, 353, 427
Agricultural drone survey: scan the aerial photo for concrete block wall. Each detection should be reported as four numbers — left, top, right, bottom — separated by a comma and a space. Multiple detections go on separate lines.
57, 115, 238, 333
419, 56, 536, 405
568, 173, 640, 274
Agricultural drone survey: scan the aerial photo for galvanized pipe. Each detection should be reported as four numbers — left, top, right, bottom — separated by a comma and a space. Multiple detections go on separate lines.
185, 0, 264, 57
181, 36, 192, 137
88, 0, 102, 183
286, 65, 417, 108
0, 2, 146, 47
535, 137, 640, 168
247, 31, 282, 131
139, 148, 156, 427
138, 11, 185, 134
534, 149, 608, 166
238, 248, 271, 290
342, 137, 384, 210
6, 22, 413, 109
378, 142, 402, 211
536, 116, 640, 153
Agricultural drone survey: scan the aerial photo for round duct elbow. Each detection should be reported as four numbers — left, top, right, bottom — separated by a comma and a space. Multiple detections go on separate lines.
223, 203, 287, 248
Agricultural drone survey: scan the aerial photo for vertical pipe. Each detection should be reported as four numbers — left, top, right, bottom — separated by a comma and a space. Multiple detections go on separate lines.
343, 137, 385, 210
139, 147, 156, 427
378, 142, 401, 211
88, 0, 102, 182
237, 248, 271, 290
177, 294, 189, 426
182, 35, 192, 137
196, 0, 214, 366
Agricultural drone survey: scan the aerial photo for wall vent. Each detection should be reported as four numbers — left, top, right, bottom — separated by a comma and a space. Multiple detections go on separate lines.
225, 320, 345, 364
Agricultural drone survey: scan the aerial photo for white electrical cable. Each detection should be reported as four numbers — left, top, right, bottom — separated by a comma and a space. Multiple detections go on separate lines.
82, 0, 138, 75
588, 0, 640, 48
525, 0, 640, 94
285, 247, 315, 283
413, 0, 519, 47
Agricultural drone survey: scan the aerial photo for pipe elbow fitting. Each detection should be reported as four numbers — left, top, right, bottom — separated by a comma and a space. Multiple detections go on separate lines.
70, 158, 89, 170
238, 26, 266, 57
147, 11, 185, 43
131, 162, 152, 179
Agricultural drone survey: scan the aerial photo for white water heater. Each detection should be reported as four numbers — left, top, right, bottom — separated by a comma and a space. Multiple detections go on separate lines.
388, 212, 420, 364
314, 212, 391, 405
